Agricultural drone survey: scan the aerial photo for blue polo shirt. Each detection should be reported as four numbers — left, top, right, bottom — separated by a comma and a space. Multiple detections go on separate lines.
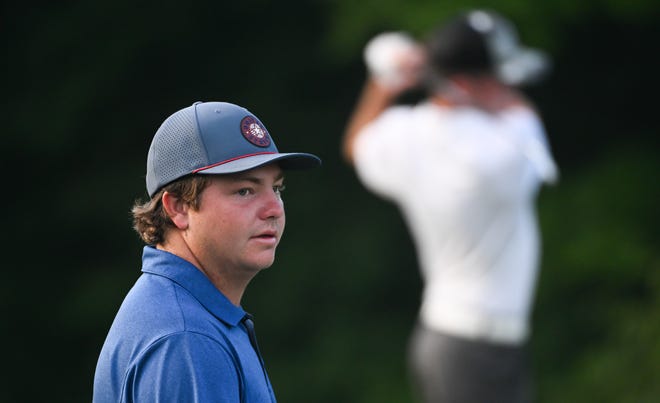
93, 246, 276, 403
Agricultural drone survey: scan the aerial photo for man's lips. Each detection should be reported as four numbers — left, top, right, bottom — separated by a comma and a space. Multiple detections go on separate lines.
251, 230, 279, 242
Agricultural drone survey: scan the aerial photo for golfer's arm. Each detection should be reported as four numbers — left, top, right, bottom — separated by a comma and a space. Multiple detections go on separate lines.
342, 79, 399, 165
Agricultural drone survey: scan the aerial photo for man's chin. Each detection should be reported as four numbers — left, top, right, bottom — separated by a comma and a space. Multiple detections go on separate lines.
248, 255, 276, 272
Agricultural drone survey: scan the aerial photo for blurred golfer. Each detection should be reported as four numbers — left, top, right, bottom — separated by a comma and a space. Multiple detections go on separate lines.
343, 9, 558, 403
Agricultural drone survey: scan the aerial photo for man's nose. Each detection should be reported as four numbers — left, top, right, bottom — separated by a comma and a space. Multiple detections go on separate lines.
259, 190, 284, 220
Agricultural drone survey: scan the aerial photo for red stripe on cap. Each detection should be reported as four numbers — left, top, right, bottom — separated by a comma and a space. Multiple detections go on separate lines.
192, 152, 277, 173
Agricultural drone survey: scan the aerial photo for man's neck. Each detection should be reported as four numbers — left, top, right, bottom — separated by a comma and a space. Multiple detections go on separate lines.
432, 75, 526, 112
157, 236, 250, 306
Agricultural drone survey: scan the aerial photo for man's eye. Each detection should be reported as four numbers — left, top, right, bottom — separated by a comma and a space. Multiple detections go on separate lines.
274, 185, 286, 197
237, 188, 252, 196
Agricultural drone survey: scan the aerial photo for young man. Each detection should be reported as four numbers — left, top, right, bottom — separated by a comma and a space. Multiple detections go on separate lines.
343, 10, 557, 403
93, 101, 320, 402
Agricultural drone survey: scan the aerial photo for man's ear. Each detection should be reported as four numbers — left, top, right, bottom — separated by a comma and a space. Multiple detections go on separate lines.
161, 191, 189, 230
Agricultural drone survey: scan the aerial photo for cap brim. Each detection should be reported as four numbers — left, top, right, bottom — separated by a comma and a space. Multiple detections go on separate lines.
497, 48, 550, 86
197, 152, 321, 175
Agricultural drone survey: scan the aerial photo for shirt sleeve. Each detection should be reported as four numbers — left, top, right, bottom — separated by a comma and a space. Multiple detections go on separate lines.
352, 106, 415, 200
123, 332, 242, 403
502, 107, 559, 184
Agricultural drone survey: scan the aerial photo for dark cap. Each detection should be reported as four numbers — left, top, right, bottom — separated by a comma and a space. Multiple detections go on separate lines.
145, 101, 321, 197
427, 9, 550, 85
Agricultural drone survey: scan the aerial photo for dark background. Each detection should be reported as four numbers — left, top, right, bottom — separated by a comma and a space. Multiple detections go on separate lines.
3, 1, 659, 402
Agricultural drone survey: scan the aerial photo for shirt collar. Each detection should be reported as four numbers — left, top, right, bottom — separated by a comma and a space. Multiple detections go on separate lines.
140, 245, 246, 327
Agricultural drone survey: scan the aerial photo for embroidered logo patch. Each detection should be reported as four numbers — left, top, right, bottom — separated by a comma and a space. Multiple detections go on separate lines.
240, 116, 271, 147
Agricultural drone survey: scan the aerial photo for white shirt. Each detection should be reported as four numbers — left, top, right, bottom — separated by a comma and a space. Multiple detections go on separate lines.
353, 102, 557, 344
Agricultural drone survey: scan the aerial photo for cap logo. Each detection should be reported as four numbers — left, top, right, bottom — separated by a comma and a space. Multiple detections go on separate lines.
240, 116, 271, 147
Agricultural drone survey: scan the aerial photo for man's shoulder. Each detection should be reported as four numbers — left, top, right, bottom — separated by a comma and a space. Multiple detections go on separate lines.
94, 327, 242, 403
111, 273, 230, 342
98, 273, 238, 376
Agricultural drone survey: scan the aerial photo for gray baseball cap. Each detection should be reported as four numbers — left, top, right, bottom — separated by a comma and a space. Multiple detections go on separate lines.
467, 10, 550, 86
145, 101, 321, 197
428, 9, 550, 86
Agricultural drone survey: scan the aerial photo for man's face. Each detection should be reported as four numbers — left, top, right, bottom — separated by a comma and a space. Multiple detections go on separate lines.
185, 163, 286, 277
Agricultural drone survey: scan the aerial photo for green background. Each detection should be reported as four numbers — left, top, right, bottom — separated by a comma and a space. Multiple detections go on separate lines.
4, 0, 659, 402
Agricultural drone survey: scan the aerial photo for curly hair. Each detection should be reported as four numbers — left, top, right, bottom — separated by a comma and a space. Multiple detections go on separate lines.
132, 175, 211, 245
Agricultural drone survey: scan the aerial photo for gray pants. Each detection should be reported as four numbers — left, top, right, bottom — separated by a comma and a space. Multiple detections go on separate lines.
407, 322, 533, 403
